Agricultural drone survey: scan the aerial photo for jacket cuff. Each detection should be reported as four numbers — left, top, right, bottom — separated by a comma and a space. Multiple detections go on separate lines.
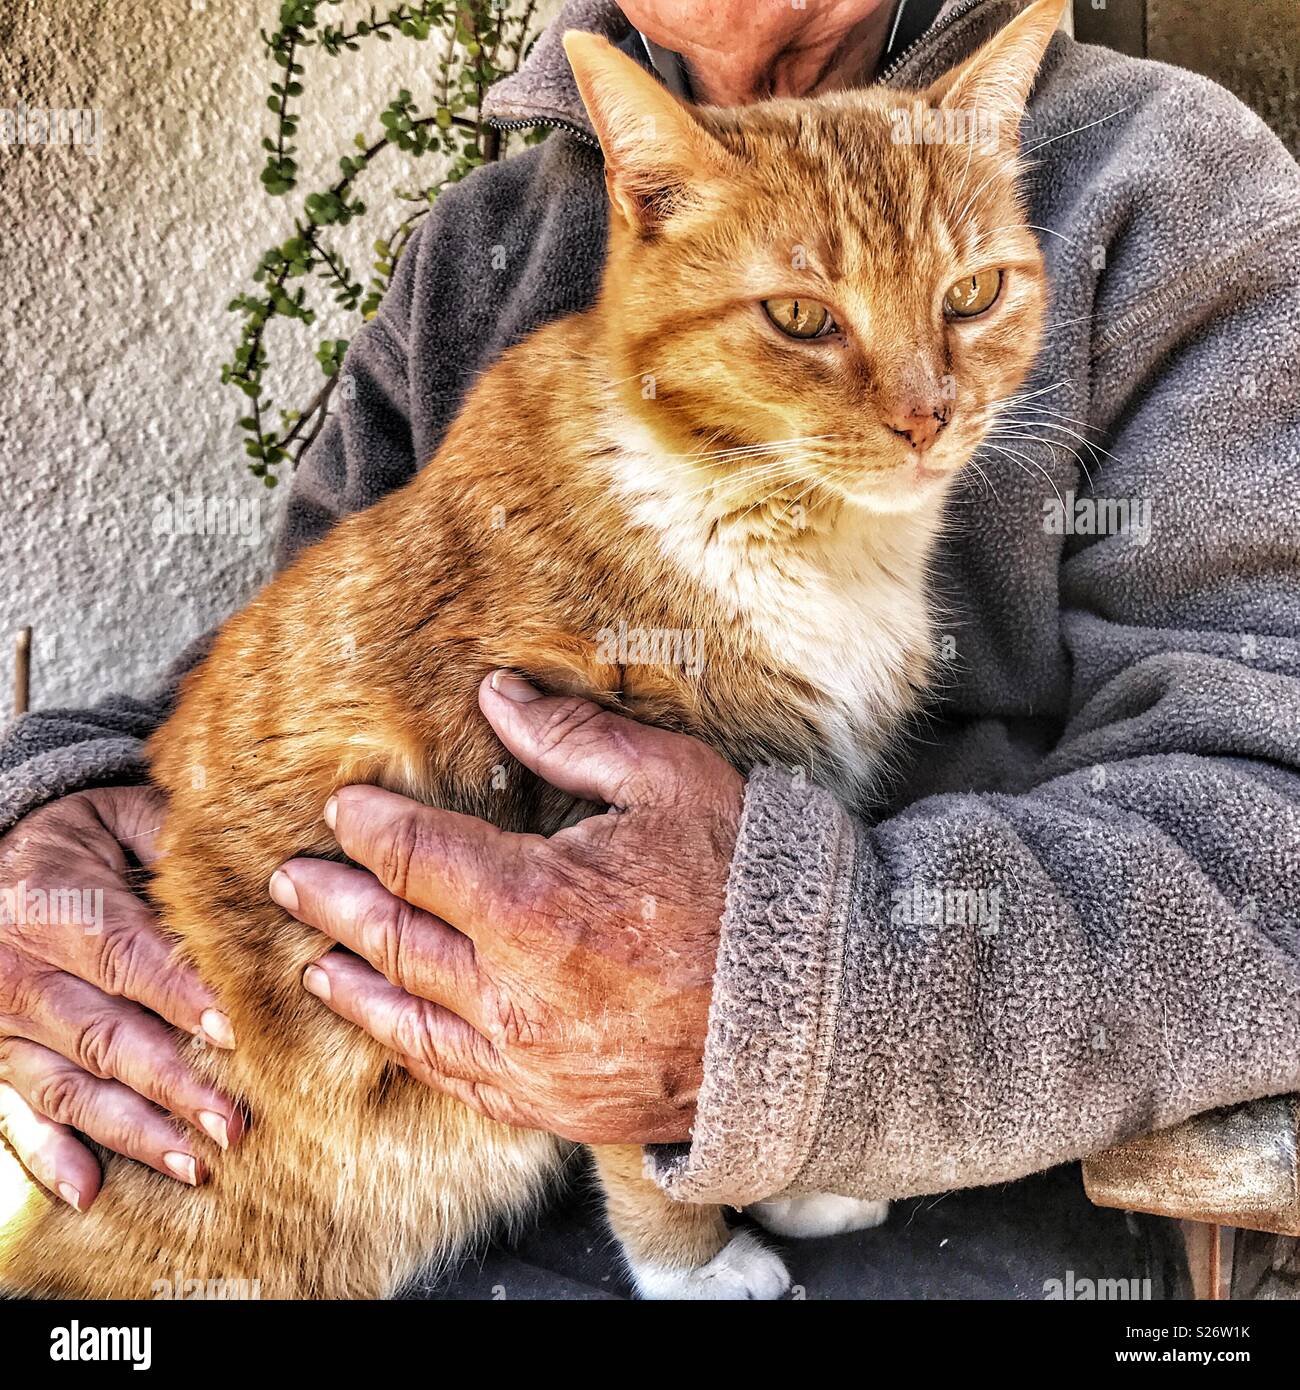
650, 764, 858, 1206
0, 724, 149, 837
0, 631, 214, 837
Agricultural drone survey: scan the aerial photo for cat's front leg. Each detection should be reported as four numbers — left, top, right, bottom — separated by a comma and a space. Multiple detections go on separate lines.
748, 1193, 890, 1239
593, 1145, 791, 1300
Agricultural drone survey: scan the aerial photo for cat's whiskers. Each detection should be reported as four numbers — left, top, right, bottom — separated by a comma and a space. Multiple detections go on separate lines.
949, 145, 1024, 227
728, 467, 830, 531
999, 412, 1116, 467
699, 474, 830, 527
669, 439, 836, 525
653, 434, 841, 468
981, 438, 1068, 509
1019, 106, 1131, 160
949, 105, 1131, 266
1000, 397, 1103, 438
945, 127, 984, 233
969, 380, 1075, 437
626, 443, 835, 493
564, 353, 659, 390
1017, 407, 1105, 442
980, 396, 1105, 481
991, 427, 1097, 490
632, 435, 846, 516
666, 452, 818, 485
996, 378, 1074, 407
1035, 312, 1105, 337
989, 426, 1082, 463
647, 456, 819, 512
949, 150, 1035, 239
677, 474, 800, 514
640, 454, 786, 485
982, 440, 1063, 504
986, 392, 1110, 480
955, 451, 1000, 506
969, 221, 1083, 252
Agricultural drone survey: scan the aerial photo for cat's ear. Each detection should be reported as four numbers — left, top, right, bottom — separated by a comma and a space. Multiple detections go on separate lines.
927, 0, 1066, 147
563, 30, 735, 234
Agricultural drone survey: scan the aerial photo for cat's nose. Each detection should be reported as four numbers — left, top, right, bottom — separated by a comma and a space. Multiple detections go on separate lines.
885, 404, 950, 454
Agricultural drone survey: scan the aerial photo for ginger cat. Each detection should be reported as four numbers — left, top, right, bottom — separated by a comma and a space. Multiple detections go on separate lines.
0, 0, 1062, 1300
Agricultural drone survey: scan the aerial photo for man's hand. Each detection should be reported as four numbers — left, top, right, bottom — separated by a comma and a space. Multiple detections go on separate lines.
0, 786, 243, 1211
271, 672, 743, 1145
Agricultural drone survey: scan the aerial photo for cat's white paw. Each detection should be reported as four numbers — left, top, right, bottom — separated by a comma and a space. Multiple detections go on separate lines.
748, 1192, 890, 1239
628, 1229, 791, 1301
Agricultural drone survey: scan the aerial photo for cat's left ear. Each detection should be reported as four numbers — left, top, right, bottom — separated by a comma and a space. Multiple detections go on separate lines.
563, 30, 738, 234
927, 0, 1067, 147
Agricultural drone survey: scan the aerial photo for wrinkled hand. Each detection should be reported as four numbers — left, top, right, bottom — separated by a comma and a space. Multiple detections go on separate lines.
0, 786, 242, 1211
272, 672, 743, 1144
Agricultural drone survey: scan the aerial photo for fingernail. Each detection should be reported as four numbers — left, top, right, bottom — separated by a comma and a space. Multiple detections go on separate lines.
490, 670, 542, 702
197, 1110, 229, 1151
200, 1008, 236, 1050
268, 869, 299, 913
323, 796, 338, 831
302, 964, 331, 1002
57, 1182, 83, 1212
163, 1151, 198, 1186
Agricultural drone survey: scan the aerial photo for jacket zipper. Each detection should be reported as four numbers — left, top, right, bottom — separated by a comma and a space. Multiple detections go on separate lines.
877, 0, 986, 87
486, 0, 989, 145
485, 114, 598, 148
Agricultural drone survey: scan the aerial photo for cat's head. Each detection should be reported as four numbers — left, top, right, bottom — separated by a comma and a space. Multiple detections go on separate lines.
565, 0, 1063, 521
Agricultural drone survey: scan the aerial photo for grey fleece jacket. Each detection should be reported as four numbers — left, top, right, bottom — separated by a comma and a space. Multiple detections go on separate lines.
2, 0, 1299, 1213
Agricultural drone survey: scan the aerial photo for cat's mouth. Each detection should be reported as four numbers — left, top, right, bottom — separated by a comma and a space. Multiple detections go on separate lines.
824, 435, 971, 514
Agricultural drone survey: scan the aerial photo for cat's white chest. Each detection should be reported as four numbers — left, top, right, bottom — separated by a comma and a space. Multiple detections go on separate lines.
608, 426, 941, 795
622, 477, 935, 795
718, 539, 932, 790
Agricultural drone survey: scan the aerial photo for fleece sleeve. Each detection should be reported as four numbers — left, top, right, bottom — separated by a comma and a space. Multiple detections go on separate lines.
0, 214, 426, 838
652, 166, 1300, 1210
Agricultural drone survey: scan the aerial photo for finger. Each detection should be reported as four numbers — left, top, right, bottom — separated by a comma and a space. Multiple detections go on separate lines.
71, 890, 235, 1050
301, 949, 500, 1084
84, 784, 170, 868
9, 831, 236, 1049
479, 670, 687, 808
0, 1079, 101, 1211
324, 785, 538, 937
269, 857, 484, 1027
13, 969, 244, 1150
0, 1038, 207, 1187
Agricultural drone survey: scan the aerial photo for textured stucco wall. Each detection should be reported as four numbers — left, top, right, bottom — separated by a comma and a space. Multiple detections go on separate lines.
0, 0, 555, 719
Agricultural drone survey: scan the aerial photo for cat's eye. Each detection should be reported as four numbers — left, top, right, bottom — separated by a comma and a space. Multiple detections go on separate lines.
944, 269, 1003, 319
762, 297, 837, 340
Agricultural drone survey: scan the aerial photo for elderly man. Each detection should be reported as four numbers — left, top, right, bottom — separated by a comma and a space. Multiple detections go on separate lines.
1, 0, 1297, 1298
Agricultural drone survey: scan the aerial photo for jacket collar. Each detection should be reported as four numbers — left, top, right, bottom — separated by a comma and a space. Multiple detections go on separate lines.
484, 0, 636, 139
483, 0, 987, 139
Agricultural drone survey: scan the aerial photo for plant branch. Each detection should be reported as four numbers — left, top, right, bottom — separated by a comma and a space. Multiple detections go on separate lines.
225, 1, 543, 487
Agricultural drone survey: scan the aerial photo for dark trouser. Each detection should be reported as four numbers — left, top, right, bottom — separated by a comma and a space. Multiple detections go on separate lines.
401, 1161, 1189, 1301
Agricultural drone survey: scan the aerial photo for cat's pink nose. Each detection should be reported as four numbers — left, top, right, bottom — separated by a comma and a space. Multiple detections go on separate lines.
885, 405, 949, 454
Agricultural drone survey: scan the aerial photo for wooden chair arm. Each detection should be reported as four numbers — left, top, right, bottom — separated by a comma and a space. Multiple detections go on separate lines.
1082, 1095, 1300, 1237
